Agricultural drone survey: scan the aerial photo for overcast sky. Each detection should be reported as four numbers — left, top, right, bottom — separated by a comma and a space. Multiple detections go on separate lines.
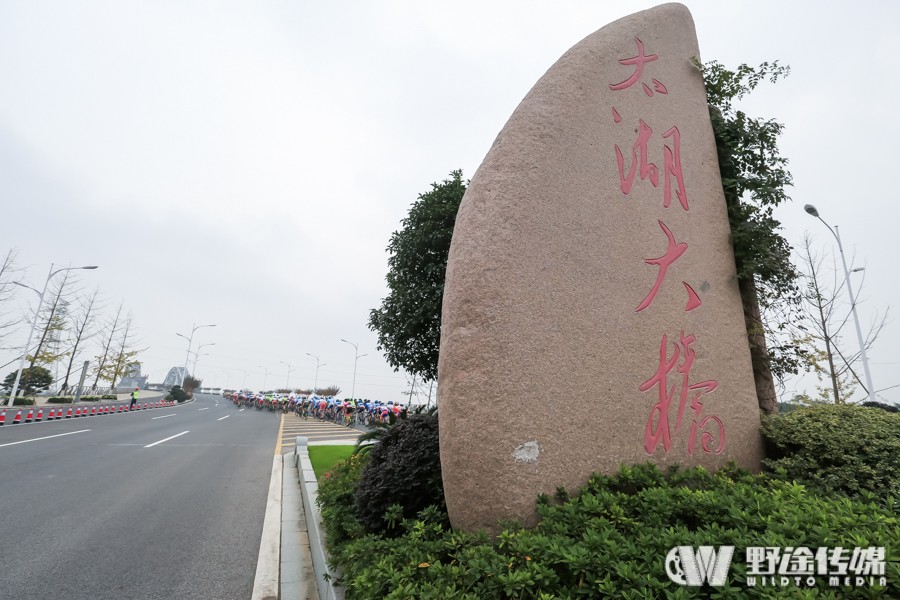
1, 1, 897, 405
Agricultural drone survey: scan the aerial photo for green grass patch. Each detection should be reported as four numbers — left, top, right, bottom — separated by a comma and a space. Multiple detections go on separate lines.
308, 445, 355, 480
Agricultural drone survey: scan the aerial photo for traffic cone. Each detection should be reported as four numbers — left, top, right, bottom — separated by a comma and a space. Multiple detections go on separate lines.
13, 410, 22, 424
46, 408, 54, 420
67, 407, 74, 418
25, 409, 34, 423
142, 403, 147, 410
0, 410, 5, 425
36, 409, 43, 422
103, 406, 109, 415
118, 405, 123, 413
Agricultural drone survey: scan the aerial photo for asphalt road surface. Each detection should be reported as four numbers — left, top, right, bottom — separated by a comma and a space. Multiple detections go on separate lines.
0, 393, 280, 600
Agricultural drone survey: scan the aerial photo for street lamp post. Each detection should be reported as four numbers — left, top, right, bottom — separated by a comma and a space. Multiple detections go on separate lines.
258, 366, 271, 390
305, 353, 326, 395
340, 339, 367, 401
175, 323, 216, 386
7, 264, 98, 404
279, 361, 294, 390
191, 342, 216, 374
804, 204, 877, 404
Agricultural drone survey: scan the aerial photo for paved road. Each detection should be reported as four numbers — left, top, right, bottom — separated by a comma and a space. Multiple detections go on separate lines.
0, 393, 279, 600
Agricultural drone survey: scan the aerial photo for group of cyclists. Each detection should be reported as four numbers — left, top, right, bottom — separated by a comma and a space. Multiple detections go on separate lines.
224, 390, 407, 427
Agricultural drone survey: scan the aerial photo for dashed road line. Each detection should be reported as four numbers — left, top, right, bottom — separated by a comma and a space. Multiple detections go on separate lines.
151, 414, 176, 420
145, 431, 190, 448
217, 415, 230, 421
0, 429, 91, 448
198, 408, 209, 411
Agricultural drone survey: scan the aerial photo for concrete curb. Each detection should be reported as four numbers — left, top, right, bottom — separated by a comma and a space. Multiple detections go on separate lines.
252, 454, 283, 600
295, 436, 344, 600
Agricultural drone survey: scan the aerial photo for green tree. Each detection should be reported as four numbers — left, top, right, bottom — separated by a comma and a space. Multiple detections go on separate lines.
368, 170, 467, 382
698, 60, 801, 413
3, 366, 53, 397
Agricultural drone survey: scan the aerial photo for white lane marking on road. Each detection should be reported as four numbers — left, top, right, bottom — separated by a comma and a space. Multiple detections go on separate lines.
217, 415, 230, 421
0, 429, 91, 448
239, 408, 245, 412
151, 414, 176, 420
198, 408, 209, 411
144, 431, 190, 448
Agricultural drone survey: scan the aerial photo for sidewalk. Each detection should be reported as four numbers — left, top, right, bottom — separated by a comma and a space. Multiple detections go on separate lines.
21, 390, 166, 406
281, 452, 319, 600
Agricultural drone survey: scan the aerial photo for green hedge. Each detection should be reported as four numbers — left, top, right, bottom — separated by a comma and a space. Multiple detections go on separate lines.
762, 404, 900, 501
47, 396, 74, 403
101, 394, 117, 400
315, 403, 900, 599
321, 463, 898, 599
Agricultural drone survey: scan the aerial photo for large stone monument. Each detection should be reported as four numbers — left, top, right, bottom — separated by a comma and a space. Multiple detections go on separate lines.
438, 3, 763, 533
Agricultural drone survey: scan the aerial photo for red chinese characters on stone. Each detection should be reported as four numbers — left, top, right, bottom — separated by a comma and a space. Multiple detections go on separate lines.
609, 37, 669, 97
636, 221, 702, 312
640, 332, 725, 456
614, 119, 689, 210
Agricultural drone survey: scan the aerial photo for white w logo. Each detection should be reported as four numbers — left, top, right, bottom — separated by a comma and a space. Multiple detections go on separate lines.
665, 546, 734, 586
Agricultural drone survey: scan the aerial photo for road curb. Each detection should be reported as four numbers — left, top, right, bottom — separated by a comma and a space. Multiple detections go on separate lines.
252, 454, 283, 600
295, 436, 343, 600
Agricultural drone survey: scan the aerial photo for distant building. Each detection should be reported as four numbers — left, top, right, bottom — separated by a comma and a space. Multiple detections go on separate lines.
118, 362, 149, 390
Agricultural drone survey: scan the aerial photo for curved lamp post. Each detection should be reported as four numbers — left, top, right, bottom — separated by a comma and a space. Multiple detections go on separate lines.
804, 204, 876, 404
258, 365, 272, 391
279, 361, 294, 390
340, 339, 367, 401
176, 323, 216, 386
305, 353, 326, 395
7, 264, 98, 404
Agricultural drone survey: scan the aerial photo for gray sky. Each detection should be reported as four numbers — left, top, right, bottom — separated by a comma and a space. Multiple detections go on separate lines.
1, 1, 897, 405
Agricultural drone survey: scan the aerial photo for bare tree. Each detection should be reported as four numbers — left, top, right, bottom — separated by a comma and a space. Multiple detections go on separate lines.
101, 313, 141, 388
0, 249, 21, 350
793, 234, 888, 403
28, 268, 77, 370
91, 302, 124, 389
60, 287, 102, 390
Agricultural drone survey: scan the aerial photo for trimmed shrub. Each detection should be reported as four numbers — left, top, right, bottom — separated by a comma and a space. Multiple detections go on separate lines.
5, 397, 36, 406
169, 386, 188, 402
318, 453, 369, 547
326, 463, 898, 599
762, 404, 900, 501
79, 396, 101, 401
101, 394, 117, 400
861, 400, 899, 413
47, 396, 74, 403
354, 412, 445, 536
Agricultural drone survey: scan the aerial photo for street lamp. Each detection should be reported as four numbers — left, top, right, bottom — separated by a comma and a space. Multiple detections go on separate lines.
7, 264, 98, 405
340, 339, 367, 401
258, 365, 271, 390
191, 343, 216, 373
175, 323, 216, 386
305, 353, 326, 395
804, 204, 876, 404
279, 361, 294, 390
